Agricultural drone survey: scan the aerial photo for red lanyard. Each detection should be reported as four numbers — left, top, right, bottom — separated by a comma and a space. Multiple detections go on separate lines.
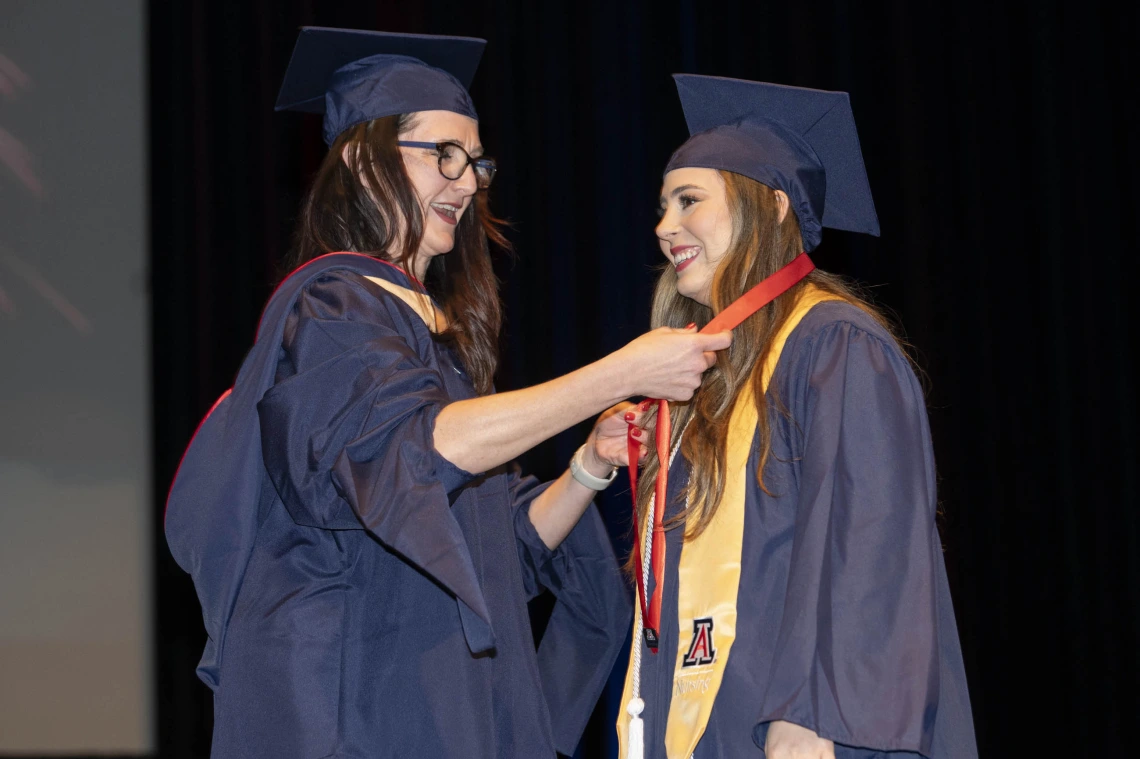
627, 252, 815, 652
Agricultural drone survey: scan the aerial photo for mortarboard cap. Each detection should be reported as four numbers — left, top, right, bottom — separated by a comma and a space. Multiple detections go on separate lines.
275, 27, 486, 146
666, 74, 879, 251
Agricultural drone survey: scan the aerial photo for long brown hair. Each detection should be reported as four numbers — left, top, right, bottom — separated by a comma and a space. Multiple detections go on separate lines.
631, 171, 902, 562
285, 113, 509, 394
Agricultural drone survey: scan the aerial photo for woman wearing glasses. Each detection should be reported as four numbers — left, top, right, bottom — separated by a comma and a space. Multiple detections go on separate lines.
165, 29, 729, 759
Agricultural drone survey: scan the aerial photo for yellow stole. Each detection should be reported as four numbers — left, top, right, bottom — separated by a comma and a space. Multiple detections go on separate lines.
618, 285, 840, 759
364, 275, 448, 333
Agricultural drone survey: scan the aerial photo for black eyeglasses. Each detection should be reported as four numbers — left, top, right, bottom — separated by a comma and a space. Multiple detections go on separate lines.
397, 141, 497, 189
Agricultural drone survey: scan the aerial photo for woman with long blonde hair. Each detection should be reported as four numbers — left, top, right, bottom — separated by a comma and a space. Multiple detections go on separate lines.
617, 76, 977, 759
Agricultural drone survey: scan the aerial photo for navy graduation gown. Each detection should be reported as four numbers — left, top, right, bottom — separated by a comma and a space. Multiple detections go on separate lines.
636, 302, 977, 759
166, 254, 630, 758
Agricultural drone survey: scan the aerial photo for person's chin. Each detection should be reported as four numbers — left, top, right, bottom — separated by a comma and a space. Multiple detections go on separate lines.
425, 231, 456, 255
676, 282, 711, 307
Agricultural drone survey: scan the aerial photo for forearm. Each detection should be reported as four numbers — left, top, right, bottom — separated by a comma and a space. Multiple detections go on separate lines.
433, 354, 630, 475
526, 469, 595, 550
526, 441, 614, 549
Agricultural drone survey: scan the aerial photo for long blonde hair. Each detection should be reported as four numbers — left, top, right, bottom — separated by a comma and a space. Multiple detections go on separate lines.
629, 170, 900, 567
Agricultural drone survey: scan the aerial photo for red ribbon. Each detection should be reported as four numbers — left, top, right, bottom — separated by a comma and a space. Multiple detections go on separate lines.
627, 252, 815, 652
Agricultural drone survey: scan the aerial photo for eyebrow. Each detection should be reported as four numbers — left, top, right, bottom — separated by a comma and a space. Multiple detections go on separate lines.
659, 183, 703, 204
436, 137, 484, 157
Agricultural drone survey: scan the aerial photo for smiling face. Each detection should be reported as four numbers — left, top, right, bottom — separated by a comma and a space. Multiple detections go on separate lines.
397, 110, 483, 279
655, 168, 735, 307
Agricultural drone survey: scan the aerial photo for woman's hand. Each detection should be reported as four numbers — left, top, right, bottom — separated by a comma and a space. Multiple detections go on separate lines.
611, 326, 732, 402
527, 400, 657, 549
583, 401, 656, 474
434, 327, 726, 477
764, 720, 835, 759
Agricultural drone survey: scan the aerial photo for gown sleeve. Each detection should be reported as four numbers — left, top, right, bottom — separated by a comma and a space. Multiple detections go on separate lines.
256, 272, 496, 653
752, 319, 946, 758
509, 468, 634, 755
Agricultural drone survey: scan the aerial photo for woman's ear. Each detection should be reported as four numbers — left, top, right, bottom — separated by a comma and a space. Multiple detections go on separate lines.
774, 190, 790, 224
341, 142, 372, 192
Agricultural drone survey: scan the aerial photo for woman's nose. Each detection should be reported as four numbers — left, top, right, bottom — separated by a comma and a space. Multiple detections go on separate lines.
453, 163, 478, 195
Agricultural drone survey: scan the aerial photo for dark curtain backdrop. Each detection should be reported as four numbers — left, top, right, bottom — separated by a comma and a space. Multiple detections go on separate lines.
150, 2, 1138, 757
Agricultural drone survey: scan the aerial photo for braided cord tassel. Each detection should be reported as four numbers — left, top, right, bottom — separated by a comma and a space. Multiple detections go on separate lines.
625, 420, 691, 759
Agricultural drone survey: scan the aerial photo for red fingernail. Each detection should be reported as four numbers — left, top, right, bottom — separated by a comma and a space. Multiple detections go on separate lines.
638, 400, 651, 411
632, 428, 642, 438
624, 411, 635, 421
685, 322, 696, 330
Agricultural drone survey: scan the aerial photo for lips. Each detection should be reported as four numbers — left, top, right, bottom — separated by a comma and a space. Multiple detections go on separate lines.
671, 245, 700, 273
430, 202, 460, 226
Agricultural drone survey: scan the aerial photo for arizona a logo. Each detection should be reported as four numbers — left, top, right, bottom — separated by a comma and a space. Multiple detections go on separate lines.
681, 617, 716, 667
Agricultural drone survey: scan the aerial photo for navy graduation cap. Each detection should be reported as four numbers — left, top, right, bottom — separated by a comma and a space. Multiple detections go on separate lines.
275, 27, 486, 146
666, 74, 879, 251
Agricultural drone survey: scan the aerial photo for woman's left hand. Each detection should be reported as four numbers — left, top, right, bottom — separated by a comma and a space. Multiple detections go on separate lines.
764, 720, 835, 759
585, 400, 655, 473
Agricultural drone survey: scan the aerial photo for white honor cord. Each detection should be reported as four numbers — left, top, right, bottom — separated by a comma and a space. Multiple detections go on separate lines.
626, 421, 691, 759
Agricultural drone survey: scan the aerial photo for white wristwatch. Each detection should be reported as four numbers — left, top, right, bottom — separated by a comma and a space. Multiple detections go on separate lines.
569, 444, 618, 491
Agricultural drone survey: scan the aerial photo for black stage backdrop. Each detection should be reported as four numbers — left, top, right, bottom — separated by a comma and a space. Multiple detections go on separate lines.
150, 2, 1138, 757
